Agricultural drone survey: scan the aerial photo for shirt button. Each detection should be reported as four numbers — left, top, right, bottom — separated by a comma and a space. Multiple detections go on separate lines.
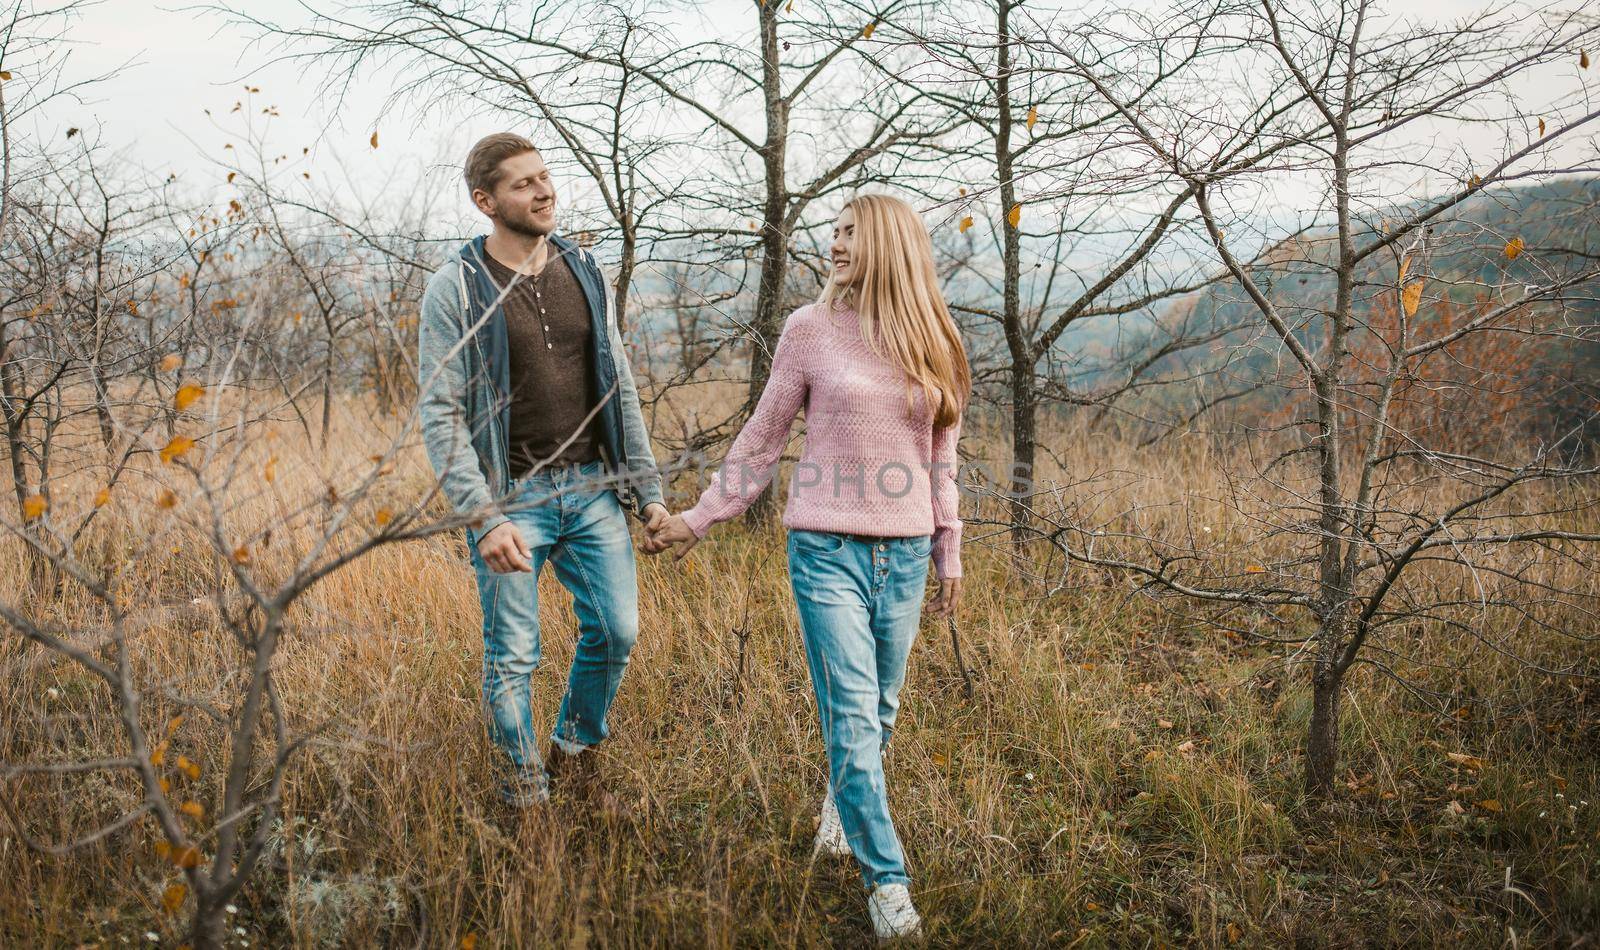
543, 325, 550, 331
546, 343, 553, 349
878, 544, 887, 551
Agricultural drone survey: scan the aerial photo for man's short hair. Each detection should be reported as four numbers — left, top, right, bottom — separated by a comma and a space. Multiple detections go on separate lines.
465, 133, 539, 197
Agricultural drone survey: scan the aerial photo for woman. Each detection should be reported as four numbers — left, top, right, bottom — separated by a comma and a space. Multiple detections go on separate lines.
652, 194, 969, 940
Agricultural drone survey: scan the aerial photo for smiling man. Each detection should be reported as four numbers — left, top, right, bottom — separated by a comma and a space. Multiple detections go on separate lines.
416, 132, 670, 812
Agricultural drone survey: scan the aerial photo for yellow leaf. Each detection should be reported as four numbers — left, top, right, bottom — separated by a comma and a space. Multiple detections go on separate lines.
375, 507, 394, 527
1504, 237, 1524, 260
159, 353, 183, 373
153, 840, 172, 860
159, 777, 170, 793
1244, 564, 1266, 574
232, 545, 251, 565
1401, 280, 1424, 316
1469, 174, 1482, 188
1026, 106, 1038, 130
786, 0, 793, 11
162, 883, 187, 914
862, 21, 877, 38
160, 436, 195, 464
170, 845, 202, 869
931, 751, 948, 767
157, 489, 179, 510
177, 755, 201, 781
174, 384, 206, 412
93, 487, 112, 508
263, 456, 278, 484
1085, 900, 1101, 912
1477, 798, 1502, 813
22, 494, 47, 520
1398, 254, 1410, 283
959, 216, 974, 233
1006, 203, 1022, 228
179, 800, 205, 818
151, 741, 168, 767
460, 935, 478, 950
167, 714, 185, 736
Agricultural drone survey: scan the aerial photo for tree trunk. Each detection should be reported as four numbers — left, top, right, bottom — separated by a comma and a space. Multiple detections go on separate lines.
1304, 659, 1343, 798
188, 895, 227, 950
742, 0, 789, 527
1008, 363, 1037, 549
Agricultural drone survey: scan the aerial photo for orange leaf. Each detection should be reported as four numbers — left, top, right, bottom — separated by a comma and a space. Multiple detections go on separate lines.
1469, 174, 1482, 188
150, 740, 168, 767
22, 494, 47, 520
862, 21, 877, 38
460, 935, 478, 950
1504, 237, 1524, 260
167, 715, 185, 735
0, 71, 11, 81
170, 845, 202, 869
959, 216, 974, 234
1398, 254, 1410, 283
163, 883, 187, 914
174, 384, 206, 412
263, 456, 278, 484
179, 800, 205, 818
160, 436, 195, 464
1447, 751, 1487, 770
370, 130, 380, 148
1401, 280, 1424, 316
177, 755, 201, 781
958, 186, 967, 196
1582, 49, 1591, 69
157, 489, 179, 509
1244, 564, 1266, 574
232, 545, 251, 565
154, 840, 172, 860
1538, 117, 1546, 137
1026, 106, 1038, 130
159, 353, 183, 373
1006, 203, 1022, 228
1477, 798, 1502, 813
159, 777, 170, 793
94, 487, 112, 508
375, 507, 394, 527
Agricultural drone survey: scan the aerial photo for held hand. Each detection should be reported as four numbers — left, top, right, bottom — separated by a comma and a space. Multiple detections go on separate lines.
652, 513, 701, 562
639, 503, 671, 555
927, 577, 962, 618
478, 522, 533, 574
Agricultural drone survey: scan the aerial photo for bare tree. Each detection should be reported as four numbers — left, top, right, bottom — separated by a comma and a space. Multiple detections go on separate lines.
1028, 0, 1600, 796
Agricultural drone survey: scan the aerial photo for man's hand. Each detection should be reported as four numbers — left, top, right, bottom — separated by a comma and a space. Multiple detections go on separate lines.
927, 577, 963, 618
478, 522, 533, 574
640, 503, 671, 554
651, 513, 701, 562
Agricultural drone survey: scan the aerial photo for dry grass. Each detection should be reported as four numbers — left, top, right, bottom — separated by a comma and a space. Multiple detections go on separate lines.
2, 401, 1597, 947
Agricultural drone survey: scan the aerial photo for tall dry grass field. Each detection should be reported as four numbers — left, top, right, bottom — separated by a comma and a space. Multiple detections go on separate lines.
3, 396, 1597, 947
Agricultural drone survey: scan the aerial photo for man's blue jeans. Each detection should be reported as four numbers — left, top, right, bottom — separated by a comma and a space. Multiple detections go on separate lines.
465, 459, 640, 787
786, 528, 932, 888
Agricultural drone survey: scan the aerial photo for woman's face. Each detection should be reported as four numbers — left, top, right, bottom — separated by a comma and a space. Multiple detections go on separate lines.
829, 206, 858, 286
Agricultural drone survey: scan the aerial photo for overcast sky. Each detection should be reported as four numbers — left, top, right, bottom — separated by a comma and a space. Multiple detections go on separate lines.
27, 0, 1599, 233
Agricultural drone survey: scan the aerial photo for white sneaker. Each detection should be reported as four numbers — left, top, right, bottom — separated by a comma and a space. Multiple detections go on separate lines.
868, 883, 922, 941
812, 787, 851, 857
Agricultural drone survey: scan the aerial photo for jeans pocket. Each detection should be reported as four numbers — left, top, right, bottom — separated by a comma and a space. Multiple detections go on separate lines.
906, 534, 933, 558
790, 529, 846, 556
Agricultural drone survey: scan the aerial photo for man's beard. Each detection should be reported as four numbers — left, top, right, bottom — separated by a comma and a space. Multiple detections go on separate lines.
500, 206, 554, 239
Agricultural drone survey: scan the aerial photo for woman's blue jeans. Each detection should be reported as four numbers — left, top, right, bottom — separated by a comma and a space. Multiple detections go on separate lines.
465, 459, 640, 788
786, 528, 932, 888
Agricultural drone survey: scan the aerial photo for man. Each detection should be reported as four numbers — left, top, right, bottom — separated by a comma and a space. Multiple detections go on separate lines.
417, 132, 671, 810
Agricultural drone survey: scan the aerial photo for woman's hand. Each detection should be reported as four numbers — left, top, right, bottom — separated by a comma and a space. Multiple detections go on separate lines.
651, 513, 701, 561
928, 577, 962, 618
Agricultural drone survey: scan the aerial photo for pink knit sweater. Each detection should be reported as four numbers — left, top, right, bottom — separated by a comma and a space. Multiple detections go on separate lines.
679, 301, 964, 579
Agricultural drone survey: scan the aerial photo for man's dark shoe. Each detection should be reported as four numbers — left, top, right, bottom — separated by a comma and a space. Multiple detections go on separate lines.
546, 742, 630, 820
498, 767, 550, 810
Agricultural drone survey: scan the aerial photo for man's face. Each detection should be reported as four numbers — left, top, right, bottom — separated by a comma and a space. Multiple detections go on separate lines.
479, 150, 557, 237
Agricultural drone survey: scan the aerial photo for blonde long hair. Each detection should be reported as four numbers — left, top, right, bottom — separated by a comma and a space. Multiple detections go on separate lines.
817, 194, 971, 429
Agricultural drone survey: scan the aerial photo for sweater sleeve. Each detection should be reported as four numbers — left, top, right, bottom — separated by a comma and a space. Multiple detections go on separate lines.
930, 412, 963, 579
679, 313, 810, 538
